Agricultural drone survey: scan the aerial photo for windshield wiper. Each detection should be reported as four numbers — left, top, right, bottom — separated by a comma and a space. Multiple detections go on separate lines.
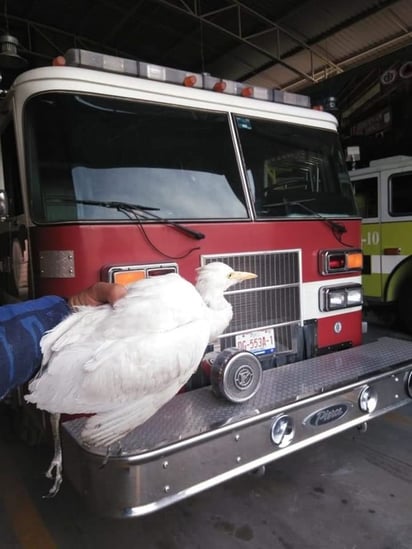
265, 198, 347, 237
58, 198, 205, 240
65, 198, 160, 211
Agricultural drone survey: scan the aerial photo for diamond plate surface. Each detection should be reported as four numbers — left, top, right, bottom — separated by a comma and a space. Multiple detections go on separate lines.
63, 337, 412, 455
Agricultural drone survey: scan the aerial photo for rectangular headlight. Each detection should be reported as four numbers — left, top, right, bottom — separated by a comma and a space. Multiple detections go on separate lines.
328, 290, 346, 309
347, 286, 363, 306
320, 284, 363, 312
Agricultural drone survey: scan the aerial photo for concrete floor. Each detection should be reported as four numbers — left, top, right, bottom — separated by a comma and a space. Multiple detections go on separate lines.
1, 321, 412, 549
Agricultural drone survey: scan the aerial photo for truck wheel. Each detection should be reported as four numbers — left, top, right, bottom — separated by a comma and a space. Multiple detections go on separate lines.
397, 283, 412, 334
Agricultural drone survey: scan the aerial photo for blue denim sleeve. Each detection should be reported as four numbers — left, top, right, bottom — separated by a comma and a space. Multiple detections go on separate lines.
0, 296, 71, 399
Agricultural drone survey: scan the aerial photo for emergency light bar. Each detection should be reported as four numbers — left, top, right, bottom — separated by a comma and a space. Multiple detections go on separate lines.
60, 48, 311, 108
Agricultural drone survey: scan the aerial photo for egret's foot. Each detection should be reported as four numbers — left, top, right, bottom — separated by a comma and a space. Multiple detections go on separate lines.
100, 441, 123, 468
43, 457, 63, 498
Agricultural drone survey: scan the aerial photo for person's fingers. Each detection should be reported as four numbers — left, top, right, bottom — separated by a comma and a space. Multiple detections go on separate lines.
67, 290, 98, 308
68, 282, 126, 308
92, 282, 127, 305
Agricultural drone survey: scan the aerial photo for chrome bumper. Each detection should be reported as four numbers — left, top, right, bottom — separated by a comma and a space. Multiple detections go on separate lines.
61, 336, 412, 518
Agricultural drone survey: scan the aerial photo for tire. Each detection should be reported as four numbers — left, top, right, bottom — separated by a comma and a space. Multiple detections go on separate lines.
397, 282, 412, 334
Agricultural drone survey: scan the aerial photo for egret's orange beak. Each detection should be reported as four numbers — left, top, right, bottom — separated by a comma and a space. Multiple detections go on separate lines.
229, 271, 257, 281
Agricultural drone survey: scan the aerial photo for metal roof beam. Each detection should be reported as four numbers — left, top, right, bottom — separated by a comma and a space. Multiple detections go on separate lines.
153, 0, 346, 84
241, 0, 404, 87
285, 24, 412, 92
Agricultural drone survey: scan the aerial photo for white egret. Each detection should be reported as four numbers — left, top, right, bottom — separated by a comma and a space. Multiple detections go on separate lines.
25, 262, 257, 496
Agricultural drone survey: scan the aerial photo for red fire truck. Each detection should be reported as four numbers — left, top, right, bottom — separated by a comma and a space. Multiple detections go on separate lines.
1, 49, 412, 518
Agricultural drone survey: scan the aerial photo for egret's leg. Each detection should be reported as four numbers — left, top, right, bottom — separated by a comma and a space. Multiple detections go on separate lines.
43, 413, 63, 498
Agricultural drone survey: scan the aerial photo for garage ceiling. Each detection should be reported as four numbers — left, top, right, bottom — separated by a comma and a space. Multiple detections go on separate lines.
1, 0, 412, 97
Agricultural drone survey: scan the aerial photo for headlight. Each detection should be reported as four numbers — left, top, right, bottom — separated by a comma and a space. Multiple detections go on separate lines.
347, 286, 363, 306
406, 371, 412, 398
270, 415, 295, 447
359, 385, 378, 413
320, 284, 363, 312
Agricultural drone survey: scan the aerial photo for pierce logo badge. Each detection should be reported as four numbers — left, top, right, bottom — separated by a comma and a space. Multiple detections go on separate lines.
306, 404, 348, 427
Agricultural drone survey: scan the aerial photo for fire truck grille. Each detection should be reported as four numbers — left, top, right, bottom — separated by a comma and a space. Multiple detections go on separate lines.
202, 251, 301, 355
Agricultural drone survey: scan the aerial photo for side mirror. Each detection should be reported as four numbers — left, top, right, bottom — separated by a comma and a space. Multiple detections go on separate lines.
345, 146, 360, 171
0, 189, 8, 219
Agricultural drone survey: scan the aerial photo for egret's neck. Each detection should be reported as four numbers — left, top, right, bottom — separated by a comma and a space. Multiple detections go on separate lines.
196, 283, 233, 342
196, 280, 228, 309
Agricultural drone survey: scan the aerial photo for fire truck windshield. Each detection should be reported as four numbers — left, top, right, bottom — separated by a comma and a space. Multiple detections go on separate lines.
25, 92, 248, 223
235, 115, 357, 218
24, 92, 357, 224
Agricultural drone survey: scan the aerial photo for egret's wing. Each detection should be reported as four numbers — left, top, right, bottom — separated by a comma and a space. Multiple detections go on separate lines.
40, 305, 112, 365
38, 271, 205, 371
42, 274, 205, 357
81, 317, 210, 446
26, 317, 210, 416
81, 382, 181, 447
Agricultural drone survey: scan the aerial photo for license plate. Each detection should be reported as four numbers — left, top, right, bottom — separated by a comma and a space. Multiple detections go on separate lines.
235, 329, 276, 356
